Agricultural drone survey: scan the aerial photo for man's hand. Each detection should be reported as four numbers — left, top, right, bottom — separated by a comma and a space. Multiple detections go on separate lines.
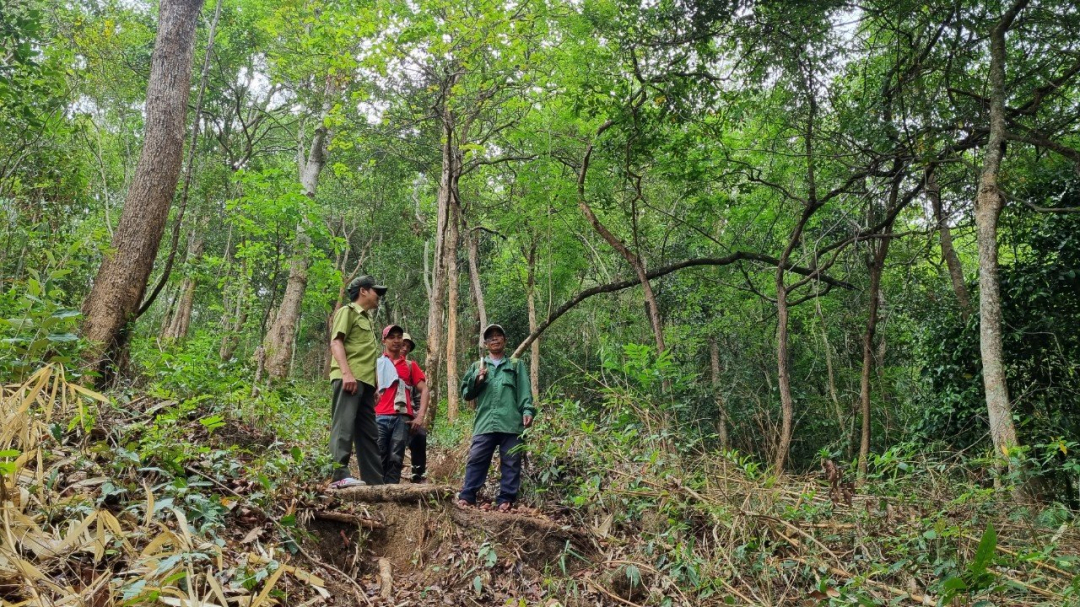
342, 373, 358, 395
523, 414, 533, 428
410, 415, 427, 433
476, 363, 488, 383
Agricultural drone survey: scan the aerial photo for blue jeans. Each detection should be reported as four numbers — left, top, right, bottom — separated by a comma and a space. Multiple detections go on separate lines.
376, 414, 411, 484
459, 433, 523, 506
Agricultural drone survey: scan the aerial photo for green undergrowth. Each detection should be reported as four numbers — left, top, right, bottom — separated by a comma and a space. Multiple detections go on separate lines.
519, 365, 1080, 605
4, 345, 1080, 605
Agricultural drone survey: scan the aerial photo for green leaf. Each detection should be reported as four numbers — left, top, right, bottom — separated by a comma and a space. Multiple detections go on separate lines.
199, 415, 226, 431
472, 575, 483, 594
46, 333, 78, 342
970, 523, 997, 576
290, 446, 303, 462
942, 576, 967, 591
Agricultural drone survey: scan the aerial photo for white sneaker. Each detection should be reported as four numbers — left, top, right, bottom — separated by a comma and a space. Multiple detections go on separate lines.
329, 477, 366, 489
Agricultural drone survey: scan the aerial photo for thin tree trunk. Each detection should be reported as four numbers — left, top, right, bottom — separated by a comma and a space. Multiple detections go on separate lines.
710, 337, 729, 451
813, 293, 844, 436
976, 1, 1027, 471
857, 222, 894, 482
81, 0, 205, 379
526, 241, 540, 404
263, 85, 334, 380
927, 169, 973, 319
774, 276, 795, 472
163, 227, 204, 341
466, 225, 488, 347
219, 261, 248, 361
445, 196, 462, 422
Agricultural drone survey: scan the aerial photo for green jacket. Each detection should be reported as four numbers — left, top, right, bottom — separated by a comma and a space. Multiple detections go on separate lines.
461, 356, 536, 435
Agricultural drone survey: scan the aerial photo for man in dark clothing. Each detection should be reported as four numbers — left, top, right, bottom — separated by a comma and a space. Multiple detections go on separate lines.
402, 333, 429, 483
456, 324, 536, 512
328, 276, 387, 488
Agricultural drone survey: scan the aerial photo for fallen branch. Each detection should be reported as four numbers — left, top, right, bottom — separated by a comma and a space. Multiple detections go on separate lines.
310, 510, 385, 529
333, 484, 455, 503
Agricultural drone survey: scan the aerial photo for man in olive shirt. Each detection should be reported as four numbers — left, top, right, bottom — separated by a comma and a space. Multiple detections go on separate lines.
328, 275, 387, 488
456, 324, 536, 511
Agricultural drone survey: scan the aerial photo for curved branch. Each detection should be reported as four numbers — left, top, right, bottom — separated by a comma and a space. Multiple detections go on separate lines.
510, 252, 853, 358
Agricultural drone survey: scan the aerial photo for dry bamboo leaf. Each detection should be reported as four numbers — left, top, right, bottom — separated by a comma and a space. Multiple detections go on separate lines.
98, 509, 136, 553
159, 597, 225, 607
144, 483, 155, 528
142, 529, 180, 556
205, 570, 231, 607
248, 565, 286, 607
69, 383, 109, 403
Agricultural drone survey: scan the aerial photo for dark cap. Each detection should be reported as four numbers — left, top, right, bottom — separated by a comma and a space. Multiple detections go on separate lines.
482, 323, 505, 339
402, 332, 416, 352
348, 275, 388, 299
382, 324, 404, 340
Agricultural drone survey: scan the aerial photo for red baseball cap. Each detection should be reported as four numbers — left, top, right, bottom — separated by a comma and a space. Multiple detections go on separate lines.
382, 324, 404, 339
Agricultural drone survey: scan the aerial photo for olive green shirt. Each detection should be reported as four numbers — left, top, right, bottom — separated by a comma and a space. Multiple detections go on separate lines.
328, 302, 378, 386
461, 356, 536, 435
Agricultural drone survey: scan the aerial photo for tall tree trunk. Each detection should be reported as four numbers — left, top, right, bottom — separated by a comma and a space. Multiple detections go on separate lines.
773, 60, 823, 472
526, 240, 540, 404
927, 169, 973, 319
262, 89, 334, 380
709, 337, 729, 451
976, 1, 1027, 470
774, 277, 795, 472
424, 112, 456, 425
857, 223, 894, 482
445, 196, 462, 421
856, 166, 903, 481
81, 0, 205, 379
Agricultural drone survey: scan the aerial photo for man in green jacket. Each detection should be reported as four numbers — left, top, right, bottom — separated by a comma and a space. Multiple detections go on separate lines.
456, 324, 536, 512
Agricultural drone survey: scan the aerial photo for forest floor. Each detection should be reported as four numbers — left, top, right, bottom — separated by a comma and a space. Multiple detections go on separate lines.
2, 366, 1079, 606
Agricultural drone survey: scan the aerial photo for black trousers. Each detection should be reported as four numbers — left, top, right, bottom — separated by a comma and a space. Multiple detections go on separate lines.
408, 431, 427, 482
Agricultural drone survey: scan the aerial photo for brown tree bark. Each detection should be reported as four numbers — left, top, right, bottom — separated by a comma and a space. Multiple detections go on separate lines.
526, 240, 540, 404
262, 88, 334, 380
445, 197, 462, 421
424, 107, 457, 424
975, 1, 1027, 470
466, 225, 488, 348
81, 0, 205, 379
857, 206, 897, 482
162, 224, 205, 341
709, 337, 729, 451
926, 169, 973, 319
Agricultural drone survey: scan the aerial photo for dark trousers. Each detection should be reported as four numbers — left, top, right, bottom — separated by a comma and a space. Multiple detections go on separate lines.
408, 431, 427, 482
330, 380, 383, 485
459, 432, 523, 505
376, 414, 411, 484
